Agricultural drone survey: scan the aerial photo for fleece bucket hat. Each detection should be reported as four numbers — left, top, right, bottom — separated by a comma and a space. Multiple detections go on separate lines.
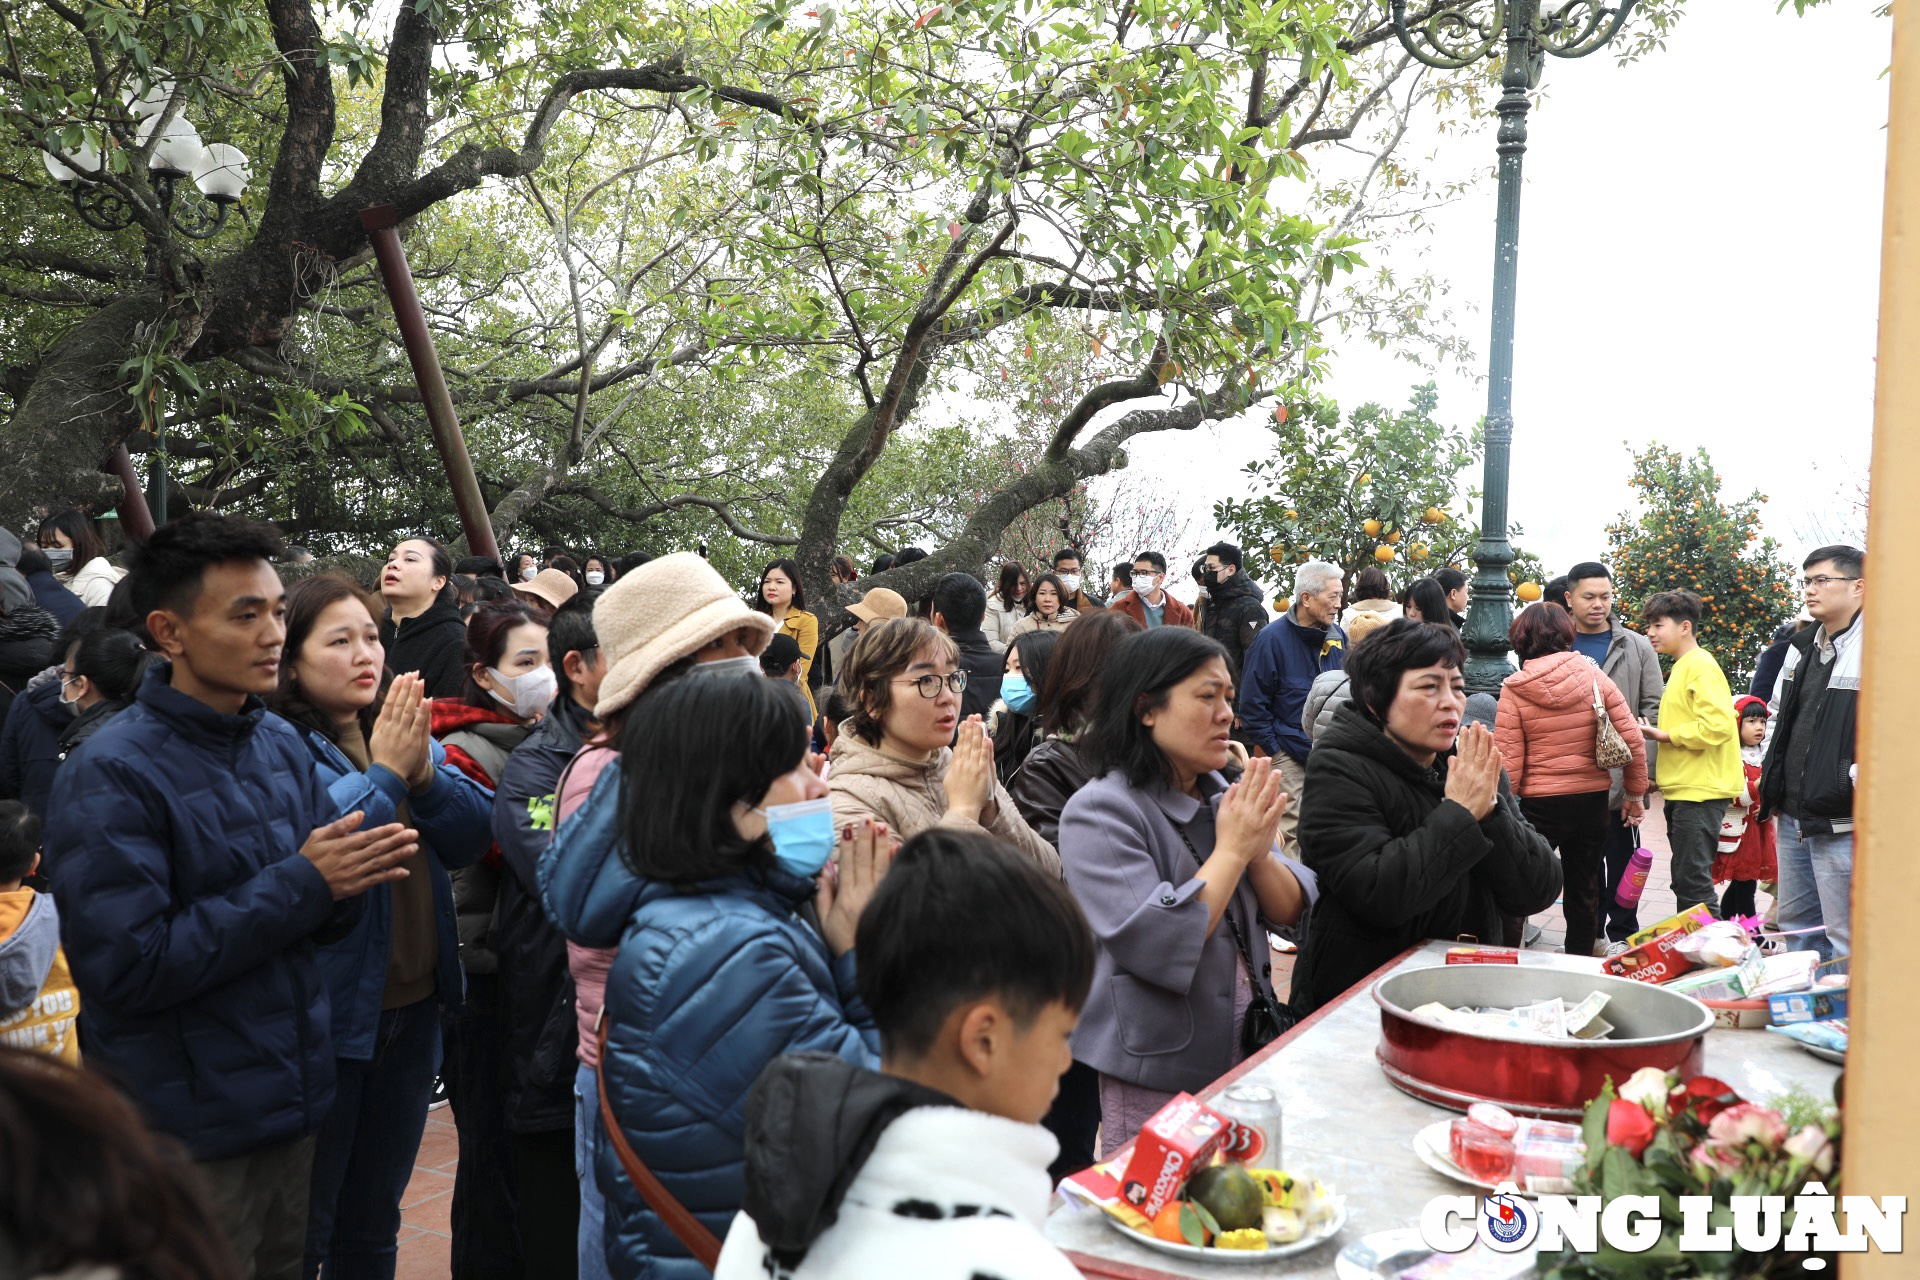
592, 552, 776, 718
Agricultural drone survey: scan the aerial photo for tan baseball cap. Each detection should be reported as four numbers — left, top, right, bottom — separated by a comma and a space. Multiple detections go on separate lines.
846, 587, 908, 624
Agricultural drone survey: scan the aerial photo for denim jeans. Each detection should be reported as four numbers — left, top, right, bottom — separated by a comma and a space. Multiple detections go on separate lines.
1663, 798, 1729, 918
574, 1063, 612, 1280
305, 998, 441, 1280
1775, 813, 1854, 963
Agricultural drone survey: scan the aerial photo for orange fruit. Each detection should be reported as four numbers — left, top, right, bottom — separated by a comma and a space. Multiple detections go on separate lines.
1386, 530, 1402, 545
1423, 506, 1446, 524
1151, 1201, 1210, 1245
1374, 545, 1396, 563
1516, 581, 1543, 602
1363, 518, 1383, 537
1411, 544, 1429, 561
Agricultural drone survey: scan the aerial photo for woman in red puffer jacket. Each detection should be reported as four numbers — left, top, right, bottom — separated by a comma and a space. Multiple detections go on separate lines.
1494, 604, 1648, 958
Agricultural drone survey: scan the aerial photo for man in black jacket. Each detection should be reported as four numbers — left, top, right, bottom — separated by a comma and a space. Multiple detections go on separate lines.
1760, 545, 1864, 962
489, 596, 603, 1274
1199, 541, 1269, 685
930, 572, 1002, 726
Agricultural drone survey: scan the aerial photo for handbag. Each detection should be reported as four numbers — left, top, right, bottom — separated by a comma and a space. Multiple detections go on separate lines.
596, 1018, 723, 1271
1174, 827, 1297, 1055
1591, 679, 1634, 771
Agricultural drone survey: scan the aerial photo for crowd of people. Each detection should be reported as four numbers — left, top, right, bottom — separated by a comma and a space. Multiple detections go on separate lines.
0, 508, 1865, 1280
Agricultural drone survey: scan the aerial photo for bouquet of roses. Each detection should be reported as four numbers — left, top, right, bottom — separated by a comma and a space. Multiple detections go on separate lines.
1538, 1067, 1842, 1278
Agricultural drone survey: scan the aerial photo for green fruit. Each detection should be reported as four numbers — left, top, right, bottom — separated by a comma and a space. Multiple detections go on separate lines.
1186, 1164, 1265, 1233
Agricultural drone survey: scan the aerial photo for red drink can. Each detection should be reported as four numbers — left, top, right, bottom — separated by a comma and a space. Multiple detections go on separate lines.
1214, 1084, 1282, 1166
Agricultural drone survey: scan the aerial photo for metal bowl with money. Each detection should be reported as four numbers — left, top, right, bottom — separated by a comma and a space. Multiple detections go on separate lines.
1373, 966, 1714, 1119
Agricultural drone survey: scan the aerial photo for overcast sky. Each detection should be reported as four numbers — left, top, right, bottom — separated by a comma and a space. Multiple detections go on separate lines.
1109, 0, 1891, 590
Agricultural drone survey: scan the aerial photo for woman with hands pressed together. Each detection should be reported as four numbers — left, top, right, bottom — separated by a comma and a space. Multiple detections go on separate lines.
267, 575, 495, 1277
541, 672, 891, 1280
827, 617, 1058, 874
1288, 620, 1561, 1016
1057, 627, 1318, 1148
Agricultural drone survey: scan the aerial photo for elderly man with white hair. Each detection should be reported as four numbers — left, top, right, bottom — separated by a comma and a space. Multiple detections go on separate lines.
1238, 559, 1348, 855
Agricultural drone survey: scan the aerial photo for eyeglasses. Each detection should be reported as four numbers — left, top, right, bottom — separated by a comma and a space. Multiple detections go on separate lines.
1797, 575, 1861, 590
893, 671, 968, 699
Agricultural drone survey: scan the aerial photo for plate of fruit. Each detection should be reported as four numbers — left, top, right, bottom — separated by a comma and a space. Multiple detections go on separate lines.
1099, 1164, 1348, 1263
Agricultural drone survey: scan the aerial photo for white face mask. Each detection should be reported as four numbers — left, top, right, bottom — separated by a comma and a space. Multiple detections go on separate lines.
520, 564, 538, 582
487, 664, 558, 718
1057, 573, 1081, 595
691, 655, 762, 681
1132, 573, 1158, 596
585, 571, 605, 586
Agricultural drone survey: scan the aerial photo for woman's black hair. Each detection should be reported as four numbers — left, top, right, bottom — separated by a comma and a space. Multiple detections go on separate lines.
1039, 608, 1143, 733
995, 562, 1027, 613
1352, 565, 1391, 603
270, 575, 394, 743
52, 607, 108, 669
395, 536, 456, 609
1404, 578, 1454, 629
1027, 572, 1068, 617
1344, 618, 1467, 725
855, 828, 1096, 1058
36, 510, 108, 572
752, 558, 808, 615
1006, 629, 1059, 696
70, 628, 149, 704
1083, 628, 1233, 788
616, 673, 810, 885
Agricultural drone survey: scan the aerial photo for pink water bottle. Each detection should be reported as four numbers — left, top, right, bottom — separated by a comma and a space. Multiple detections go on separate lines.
1616, 844, 1654, 909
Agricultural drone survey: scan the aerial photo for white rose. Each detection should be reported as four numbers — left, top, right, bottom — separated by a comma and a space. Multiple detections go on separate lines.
1618, 1067, 1675, 1119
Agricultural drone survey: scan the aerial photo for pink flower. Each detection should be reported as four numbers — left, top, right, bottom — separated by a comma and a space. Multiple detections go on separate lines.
1689, 1141, 1747, 1181
1784, 1124, 1836, 1176
1706, 1103, 1788, 1152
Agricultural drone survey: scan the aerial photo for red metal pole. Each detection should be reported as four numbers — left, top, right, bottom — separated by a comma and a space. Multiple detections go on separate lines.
107, 443, 156, 544
358, 205, 502, 566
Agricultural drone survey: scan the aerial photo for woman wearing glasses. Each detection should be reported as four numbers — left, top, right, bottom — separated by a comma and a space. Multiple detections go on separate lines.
829, 617, 1060, 874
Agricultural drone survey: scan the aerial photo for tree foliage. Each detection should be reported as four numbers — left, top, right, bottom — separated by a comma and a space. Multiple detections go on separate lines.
1215, 382, 1543, 595
2, 0, 1680, 613
1605, 444, 1797, 688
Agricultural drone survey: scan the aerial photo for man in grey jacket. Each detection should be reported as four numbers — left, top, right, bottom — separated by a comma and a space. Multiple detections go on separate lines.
1566, 562, 1664, 948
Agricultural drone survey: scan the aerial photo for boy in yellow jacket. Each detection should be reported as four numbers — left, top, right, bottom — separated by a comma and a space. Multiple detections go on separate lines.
0, 802, 80, 1063
1637, 591, 1743, 919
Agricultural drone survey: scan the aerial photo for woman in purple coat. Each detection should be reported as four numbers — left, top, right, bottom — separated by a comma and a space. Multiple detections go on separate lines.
1057, 628, 1317, 1148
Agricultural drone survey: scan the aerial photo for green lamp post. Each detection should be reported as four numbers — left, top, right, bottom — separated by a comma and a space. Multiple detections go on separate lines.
1390, 0, 1638, 691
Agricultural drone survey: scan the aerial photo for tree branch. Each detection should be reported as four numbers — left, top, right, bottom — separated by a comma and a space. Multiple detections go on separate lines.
560, 485, 797, 545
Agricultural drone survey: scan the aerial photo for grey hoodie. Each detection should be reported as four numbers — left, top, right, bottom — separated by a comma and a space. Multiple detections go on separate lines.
0, 528, 31, 615
0, 891, 59, 1017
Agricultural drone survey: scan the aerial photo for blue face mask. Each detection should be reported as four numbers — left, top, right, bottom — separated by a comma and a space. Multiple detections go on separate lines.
755, 797, 836, 878
1001, 672, 1036, 714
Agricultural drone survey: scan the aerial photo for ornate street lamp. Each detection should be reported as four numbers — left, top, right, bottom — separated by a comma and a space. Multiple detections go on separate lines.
40, 70, 250, 241
1390, 0, 1637, 691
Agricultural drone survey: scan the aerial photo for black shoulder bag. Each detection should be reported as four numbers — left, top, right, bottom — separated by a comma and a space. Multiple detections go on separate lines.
1174, 826, 1297, 1056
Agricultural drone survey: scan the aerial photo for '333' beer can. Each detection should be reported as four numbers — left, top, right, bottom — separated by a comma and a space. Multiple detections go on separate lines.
1214, 1084, 1281, 1166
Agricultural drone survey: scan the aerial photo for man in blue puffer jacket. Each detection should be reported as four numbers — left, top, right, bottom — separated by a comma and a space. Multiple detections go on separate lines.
541, 696, 884, 1280
43, 514, 422, 1280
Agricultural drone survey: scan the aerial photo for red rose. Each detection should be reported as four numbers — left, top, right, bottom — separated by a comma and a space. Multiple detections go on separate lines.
1669, 1076, 1741, 1125
1607, 1098, 1657, 1158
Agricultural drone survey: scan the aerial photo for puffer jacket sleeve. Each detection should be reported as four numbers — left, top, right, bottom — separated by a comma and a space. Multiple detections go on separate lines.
826, 771, 899, 837
1600, 677, 1650, 798
1296, 751, 1498, 931
1007, 741, 1080, 848
1235, 628, 1284, 755
539, 765, 641, 950
52, 753, 339, 1014
966, 782, 1060, 878
1057, 782, 1210, 995
627, 916, 880, 1139
407, 740, 493, 871
1493, 691, 1528, 794
1473, 786, 1564, 917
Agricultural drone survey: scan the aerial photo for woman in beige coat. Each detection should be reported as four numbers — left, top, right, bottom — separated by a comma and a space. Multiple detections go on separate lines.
1007, 572, 1079, 639
829, 617, 1060, 876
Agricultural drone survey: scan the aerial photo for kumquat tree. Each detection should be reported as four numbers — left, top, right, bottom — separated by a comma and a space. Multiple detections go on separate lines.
1606, 444, 1798, 689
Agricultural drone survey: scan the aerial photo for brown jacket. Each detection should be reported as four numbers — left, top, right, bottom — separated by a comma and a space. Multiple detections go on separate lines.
1494, 650, 1649, 799
1109, 590, 1194, 630
827, 731, 1060, 877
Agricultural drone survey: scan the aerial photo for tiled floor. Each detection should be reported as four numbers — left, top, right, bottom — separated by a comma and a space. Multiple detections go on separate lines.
395, 797, 1746, 1274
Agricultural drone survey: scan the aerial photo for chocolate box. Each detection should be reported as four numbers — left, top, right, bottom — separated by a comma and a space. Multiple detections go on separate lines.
1116, 1092, 1229, 1219
1599, 927, 1699, 985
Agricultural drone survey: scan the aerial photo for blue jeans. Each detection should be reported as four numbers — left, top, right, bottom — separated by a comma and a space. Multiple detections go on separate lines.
1775, 813, 1854, 963
574, 1063, 611, 1280
305, 997, 441, 1280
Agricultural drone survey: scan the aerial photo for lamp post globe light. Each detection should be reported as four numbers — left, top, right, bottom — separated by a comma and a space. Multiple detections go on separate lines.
40, 69, 250, 241
1390, 0, 1637, 692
